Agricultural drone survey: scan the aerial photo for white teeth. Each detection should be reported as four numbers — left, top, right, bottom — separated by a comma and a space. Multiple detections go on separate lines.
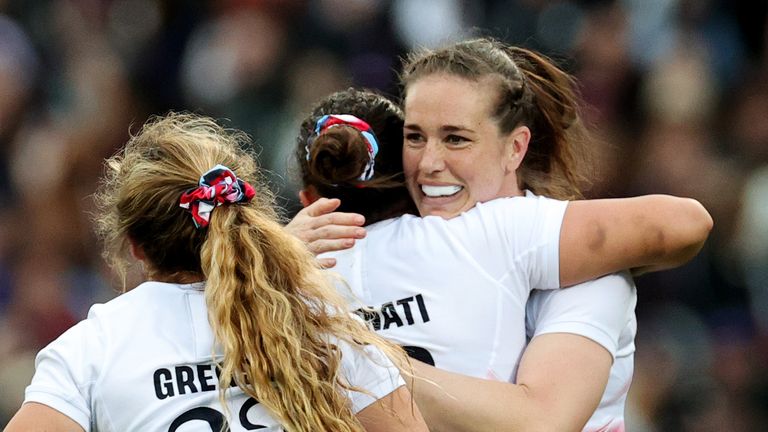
421, 185, 462, 197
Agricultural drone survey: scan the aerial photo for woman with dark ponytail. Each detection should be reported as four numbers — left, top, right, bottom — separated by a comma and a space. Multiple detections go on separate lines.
5, 113, 428, 432
291, 38, 713, 432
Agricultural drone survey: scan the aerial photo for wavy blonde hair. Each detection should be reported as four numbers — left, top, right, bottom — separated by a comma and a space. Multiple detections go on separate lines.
94, 112, 411, 432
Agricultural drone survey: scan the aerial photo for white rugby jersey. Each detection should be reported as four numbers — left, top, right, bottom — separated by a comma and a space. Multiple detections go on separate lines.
327, 193, 637, 431
527, 273, 637, 432
327, 194, 569, 381
23, 281, 403, 431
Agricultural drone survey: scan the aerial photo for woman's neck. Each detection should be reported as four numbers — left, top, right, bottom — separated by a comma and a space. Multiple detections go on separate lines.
147, 271, 204, 285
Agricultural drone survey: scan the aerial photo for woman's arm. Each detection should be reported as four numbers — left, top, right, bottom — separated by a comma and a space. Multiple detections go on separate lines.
560, 195, 712, 287
408, 333, 611, 432
405, 272, 634, 432
357, 386, 430, 432
4, 402, 85, 432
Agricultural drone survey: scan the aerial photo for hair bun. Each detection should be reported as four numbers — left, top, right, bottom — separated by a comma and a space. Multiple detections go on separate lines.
307, 126, 370, 186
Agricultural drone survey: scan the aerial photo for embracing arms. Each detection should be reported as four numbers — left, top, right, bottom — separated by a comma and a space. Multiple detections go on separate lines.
286, 195, 712, 278
408, 334, 611, 432
404, 272, 633, 432
559, 195, 712, 287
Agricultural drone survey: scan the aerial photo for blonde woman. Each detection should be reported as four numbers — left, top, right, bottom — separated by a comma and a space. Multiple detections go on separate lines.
4, 113, 427, 432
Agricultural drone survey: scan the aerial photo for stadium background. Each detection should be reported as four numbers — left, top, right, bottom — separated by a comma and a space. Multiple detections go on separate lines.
0, 0, 766, 430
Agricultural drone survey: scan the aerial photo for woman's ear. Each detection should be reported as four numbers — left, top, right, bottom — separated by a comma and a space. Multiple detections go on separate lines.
129, 239, 146, 261
299, 186, 320, 208
504, 125, 530, 172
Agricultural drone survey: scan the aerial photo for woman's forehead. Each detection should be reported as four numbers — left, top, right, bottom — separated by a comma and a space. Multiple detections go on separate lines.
404, 74, 498, 123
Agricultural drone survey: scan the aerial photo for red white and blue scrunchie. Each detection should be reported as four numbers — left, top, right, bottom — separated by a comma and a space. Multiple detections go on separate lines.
308, 114, 380, 182
179, 164, 256, 228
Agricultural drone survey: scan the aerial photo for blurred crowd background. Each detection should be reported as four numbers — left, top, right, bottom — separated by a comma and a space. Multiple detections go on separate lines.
0, 0, 766, 430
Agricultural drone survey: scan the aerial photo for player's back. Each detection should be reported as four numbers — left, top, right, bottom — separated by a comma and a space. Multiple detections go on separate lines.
24, 281, 402, 431
327, 195, 567, 381
25, 281, 279, 431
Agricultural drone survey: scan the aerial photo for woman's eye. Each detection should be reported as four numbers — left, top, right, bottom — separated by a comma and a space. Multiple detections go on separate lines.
445, 134, 468, 144
405, 133, 424, 143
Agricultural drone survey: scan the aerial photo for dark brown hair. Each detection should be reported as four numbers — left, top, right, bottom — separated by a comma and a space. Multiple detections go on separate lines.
401, 38, 595, 199
296, 88, 418, 224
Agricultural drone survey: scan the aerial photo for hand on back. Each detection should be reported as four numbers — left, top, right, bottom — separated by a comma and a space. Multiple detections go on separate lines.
285, 198, 367, 267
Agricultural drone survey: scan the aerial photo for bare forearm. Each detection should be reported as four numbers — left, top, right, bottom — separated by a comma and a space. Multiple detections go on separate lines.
357, 386, 429, 432
409, 361, 533, 432
408, 359, 598, 432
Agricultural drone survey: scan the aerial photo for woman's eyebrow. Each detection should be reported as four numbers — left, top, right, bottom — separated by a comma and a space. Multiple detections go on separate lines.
403, 124, 475, 133
442, 125, 474, 133
403, 123, 422, 131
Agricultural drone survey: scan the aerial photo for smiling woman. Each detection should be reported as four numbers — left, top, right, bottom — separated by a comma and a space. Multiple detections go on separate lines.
394, 37, 709, 432
291, 59, 712, 431
400, 40, 594, 220
403, 74, 528, 218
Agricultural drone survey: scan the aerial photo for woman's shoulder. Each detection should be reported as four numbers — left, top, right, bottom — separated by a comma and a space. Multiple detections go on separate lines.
452, 193, 568, 225
84, 281, 204, 336
360, 194, 568, 241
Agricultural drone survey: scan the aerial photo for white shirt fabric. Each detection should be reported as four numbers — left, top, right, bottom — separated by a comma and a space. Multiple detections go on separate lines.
328, 195, 568, 381
23, 281, 403, 431
527, 273, 637, 432
327, 193, 637, 431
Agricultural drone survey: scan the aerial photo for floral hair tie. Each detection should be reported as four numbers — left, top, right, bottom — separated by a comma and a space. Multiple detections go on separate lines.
308, 114, 380, 182
179, 164, 256, 228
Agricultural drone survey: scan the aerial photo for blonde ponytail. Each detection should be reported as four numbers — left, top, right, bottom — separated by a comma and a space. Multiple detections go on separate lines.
204, 203, 411, 431
93, 112, 410, 432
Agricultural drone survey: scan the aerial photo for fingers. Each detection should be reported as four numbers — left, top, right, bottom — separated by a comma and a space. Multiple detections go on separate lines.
317, 257, 337, 269
302, 222, 367, 244
308, 238, 359, 255
308, 211, 365, 230
291, 197, 365, 230
284, 197, 366, 258
303, 197, 342, 217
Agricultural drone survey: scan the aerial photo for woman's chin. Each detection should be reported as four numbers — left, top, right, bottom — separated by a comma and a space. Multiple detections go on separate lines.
417, 195, 471, 219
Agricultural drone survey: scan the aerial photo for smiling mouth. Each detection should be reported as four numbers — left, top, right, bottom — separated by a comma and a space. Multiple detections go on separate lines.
421, 184, 463, 198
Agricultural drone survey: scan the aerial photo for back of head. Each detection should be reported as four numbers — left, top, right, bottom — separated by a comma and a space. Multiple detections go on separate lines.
296, 88, 418, 225
401, 37, 595, 200
94, 113, 406, 432
95, 112, 273, 282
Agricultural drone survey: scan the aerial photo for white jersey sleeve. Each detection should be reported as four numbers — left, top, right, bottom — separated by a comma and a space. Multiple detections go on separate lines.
24, 316, 104, 432
526, 272, 637, 431
338, 340, 405, 413
526, 272, 636, 358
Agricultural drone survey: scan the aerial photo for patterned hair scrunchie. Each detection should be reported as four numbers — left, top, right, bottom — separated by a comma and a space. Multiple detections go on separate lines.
179, 164, 256, 228
308, 114, 380, 181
